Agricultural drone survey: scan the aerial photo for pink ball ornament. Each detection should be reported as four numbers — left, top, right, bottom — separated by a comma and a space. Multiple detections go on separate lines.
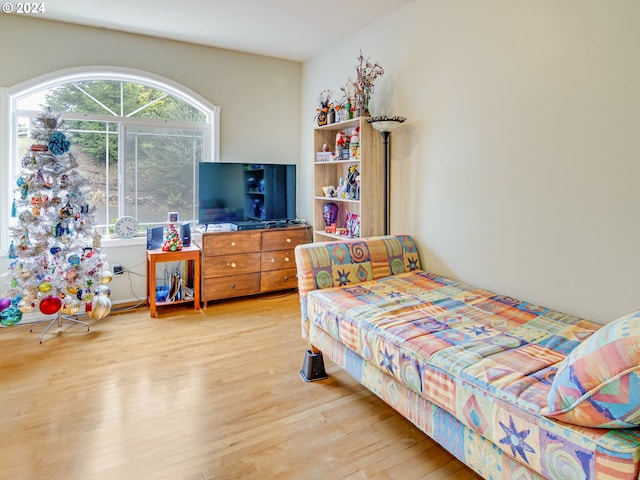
40, 295, 62, 315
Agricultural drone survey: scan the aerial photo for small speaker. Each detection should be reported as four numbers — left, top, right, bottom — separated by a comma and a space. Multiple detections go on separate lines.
146, 226, 163, 250
180, 222, 191, 247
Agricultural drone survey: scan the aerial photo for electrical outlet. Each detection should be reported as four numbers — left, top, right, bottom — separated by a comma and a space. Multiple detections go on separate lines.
113, 264, 124, 275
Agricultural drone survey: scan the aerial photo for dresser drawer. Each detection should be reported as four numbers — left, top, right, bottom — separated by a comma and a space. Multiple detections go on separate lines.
260, 250, 296, 272
261, 268, 298, 292
261, 228, 309, 252
202, 231, 261, 256
203, 253, 260, 278
203, 274, 260, 300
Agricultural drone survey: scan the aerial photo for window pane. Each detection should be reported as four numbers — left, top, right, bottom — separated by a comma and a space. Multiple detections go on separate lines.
124, 126, 203, 224
63, 120, 118, 228
47, 81, 122, 116
128, 92, 207, 122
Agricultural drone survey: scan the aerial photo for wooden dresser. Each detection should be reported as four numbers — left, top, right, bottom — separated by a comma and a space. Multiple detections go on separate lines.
195, 225, 311, 305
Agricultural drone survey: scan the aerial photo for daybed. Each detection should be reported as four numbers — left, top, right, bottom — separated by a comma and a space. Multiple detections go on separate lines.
294, 235, 640, 480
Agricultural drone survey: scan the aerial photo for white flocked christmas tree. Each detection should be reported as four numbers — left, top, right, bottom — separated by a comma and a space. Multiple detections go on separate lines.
1, 111, 112, 335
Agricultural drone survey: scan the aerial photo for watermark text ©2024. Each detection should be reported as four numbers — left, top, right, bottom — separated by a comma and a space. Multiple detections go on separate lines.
2, 2, 46, 14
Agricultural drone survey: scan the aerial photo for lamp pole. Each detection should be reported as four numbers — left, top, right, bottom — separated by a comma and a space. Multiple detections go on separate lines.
380, 130, 391, 235
366, 116, 406, 237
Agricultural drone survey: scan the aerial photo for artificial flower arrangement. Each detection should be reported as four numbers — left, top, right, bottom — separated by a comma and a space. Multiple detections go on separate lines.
350, 50, 384, 117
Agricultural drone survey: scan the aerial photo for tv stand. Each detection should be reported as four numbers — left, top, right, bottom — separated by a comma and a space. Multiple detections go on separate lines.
194, 224, 311, 305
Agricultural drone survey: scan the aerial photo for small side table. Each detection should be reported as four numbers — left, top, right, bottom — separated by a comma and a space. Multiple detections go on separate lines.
146, 244, 201, 317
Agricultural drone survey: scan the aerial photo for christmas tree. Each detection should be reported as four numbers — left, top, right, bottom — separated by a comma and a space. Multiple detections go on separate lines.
0, 111, 112, 335
161, 223, 183, 251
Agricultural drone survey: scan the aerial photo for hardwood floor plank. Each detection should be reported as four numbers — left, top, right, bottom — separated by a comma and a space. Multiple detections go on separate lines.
0, 293, 481, 480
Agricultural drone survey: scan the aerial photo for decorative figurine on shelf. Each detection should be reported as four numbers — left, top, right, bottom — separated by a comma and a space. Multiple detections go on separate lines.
323, 202, 339, 227
315, 89, 332, 126
345, 212, 360, 239
349, 127, 360, 160
335, 131, 346, 159
161, 223, 183, 251
322, 185, 335, 197
347, 164, 360, 200
340, 82, 355, 120
336, 177, 347, 198
327, 107, 335, 124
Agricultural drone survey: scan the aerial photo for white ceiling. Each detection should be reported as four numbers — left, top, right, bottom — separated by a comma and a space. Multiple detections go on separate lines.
19, 0, 413, 61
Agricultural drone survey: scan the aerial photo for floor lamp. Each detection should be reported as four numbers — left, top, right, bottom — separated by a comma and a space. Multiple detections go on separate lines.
366, 116, 406, 235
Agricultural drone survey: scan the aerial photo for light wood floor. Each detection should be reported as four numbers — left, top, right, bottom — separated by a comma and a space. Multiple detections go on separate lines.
0, 292, 482, 480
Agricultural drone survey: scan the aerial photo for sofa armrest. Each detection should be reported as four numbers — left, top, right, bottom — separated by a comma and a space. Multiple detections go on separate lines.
294, 234, 421, 340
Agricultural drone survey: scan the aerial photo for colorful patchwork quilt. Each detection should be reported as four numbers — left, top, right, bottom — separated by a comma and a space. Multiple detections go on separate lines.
295, 236, 640, 479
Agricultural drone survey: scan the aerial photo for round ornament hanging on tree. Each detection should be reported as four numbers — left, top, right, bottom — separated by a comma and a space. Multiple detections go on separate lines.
61, 299, 81, 315
0, 297, 11, 313
76, 288, 93, 303
18, 299, 35, 313
22, 286, 38, 301
48, 131, 71, 155
89, 295, 112, 320
0, 306, 22, 326
39, 295, 62, 315
95, 285, 111, 297
100, 270, 113, 284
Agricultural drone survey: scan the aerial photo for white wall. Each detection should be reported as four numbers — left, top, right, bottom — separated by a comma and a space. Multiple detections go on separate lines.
301, 0, 640, 323
0, 15, 301, 305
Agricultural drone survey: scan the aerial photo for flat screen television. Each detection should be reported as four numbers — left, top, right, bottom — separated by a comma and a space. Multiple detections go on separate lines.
198, 162, 296, 225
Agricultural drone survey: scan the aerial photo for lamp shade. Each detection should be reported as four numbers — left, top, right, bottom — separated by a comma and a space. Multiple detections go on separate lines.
366, 116, 406, 133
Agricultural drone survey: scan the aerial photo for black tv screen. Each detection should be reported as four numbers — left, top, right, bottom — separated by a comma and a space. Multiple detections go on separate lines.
198, 162, 296, 224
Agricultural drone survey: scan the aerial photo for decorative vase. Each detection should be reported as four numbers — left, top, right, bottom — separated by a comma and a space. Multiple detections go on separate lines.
355, 91, 370, 117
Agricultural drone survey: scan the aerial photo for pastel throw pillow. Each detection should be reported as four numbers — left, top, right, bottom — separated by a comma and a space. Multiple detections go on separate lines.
543, 310, 640, 428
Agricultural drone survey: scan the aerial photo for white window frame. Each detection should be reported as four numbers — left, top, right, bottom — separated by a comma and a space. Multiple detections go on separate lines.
1, 67, 220, 252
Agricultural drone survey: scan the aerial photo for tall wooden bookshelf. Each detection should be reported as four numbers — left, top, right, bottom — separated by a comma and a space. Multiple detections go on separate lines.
312, 117, 384, 242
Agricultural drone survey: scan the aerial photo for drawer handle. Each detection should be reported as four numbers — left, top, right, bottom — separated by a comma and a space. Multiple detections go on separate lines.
283, 276, 288, 281
231, 283, 236, 289
284, 257, 290, 262
269, 257, 275, 263
231, 241, 236, 246
286, 238, 292, 243
230, 262, 237, 268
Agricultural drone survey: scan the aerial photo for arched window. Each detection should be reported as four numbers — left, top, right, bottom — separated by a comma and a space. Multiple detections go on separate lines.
8, 68, 219, 238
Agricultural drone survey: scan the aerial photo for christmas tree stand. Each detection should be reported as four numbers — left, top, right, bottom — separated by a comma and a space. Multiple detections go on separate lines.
34, 311, 89, 344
